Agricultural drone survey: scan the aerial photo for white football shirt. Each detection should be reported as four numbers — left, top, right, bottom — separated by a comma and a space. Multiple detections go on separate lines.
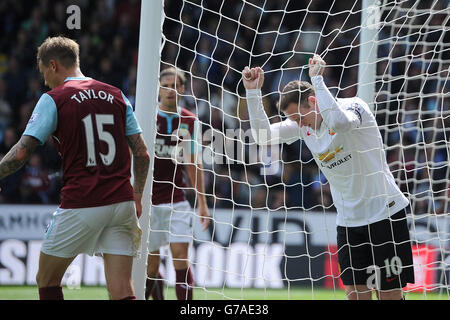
246, 75, 408, 227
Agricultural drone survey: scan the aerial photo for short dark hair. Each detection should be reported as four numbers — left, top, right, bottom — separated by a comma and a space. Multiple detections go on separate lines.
277, 80, 315, 111
37, 36, 80, 68
159, 67, 186, 86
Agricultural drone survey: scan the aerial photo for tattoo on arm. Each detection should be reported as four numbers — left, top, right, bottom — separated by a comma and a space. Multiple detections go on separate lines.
0, 136, 40, 180
126, 134, 150, 194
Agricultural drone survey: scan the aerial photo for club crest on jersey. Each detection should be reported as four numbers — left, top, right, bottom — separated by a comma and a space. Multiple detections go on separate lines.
177, 123, 190, 139
28, 113, 40, 124
347, 102, 364, 124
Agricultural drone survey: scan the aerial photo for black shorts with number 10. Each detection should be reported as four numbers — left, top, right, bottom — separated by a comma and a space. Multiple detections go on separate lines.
337, 209, 415, 290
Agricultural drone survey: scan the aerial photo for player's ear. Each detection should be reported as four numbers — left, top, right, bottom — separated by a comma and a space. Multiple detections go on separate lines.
49, 59, 57, 72
178, 84, 185, 94
307, 95, 316, 109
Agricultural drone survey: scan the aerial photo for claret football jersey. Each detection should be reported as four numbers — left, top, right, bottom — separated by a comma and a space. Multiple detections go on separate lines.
23, 77, 142, 208
152, 106, 202, 205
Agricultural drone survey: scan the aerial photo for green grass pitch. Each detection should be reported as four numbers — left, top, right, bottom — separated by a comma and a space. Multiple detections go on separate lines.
0, 286, 447, 300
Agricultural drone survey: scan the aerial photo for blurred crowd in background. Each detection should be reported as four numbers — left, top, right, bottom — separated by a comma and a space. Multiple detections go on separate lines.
0, 0, 448, 215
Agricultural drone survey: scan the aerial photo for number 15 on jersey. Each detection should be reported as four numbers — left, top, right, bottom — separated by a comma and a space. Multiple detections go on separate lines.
82, 113, 116, 167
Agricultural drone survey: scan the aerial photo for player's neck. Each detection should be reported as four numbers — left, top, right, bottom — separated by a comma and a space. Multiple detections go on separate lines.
159, 104, 178, 113
56, 68, 85, 87
65, 68, 85, 79
314, 117, 323, 131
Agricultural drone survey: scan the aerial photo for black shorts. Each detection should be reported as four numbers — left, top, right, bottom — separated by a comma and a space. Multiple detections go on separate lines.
337, 209, 415, 290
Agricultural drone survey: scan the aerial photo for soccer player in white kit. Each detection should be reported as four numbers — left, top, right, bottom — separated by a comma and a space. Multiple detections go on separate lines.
242, 55, 415, 300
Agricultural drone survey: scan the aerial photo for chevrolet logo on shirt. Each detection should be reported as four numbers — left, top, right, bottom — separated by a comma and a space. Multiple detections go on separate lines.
317, 145, 353, 170
318, 145, 344, 163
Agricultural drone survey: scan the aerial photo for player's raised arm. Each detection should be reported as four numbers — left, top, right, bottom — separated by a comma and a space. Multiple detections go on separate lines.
243, 67, 301, 146
126, 133, 150, 218
308, 55, 363, 132
242, 66, 264, 90
242, 66, 271, 145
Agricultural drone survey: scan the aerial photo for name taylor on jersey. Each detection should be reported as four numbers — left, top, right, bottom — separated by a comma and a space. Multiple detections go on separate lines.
70, 89, 115, 104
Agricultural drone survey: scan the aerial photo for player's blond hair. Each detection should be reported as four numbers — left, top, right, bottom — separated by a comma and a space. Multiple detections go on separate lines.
37, 36, 80, 69
160, 67, 186, 86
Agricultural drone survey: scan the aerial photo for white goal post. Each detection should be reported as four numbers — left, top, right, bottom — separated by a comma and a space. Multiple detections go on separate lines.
132, 0, 164, 300
358, 0, 379, 110
133, 0, 450, 300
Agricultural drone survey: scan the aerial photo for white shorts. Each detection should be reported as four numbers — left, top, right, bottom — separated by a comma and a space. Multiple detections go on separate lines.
41, 201, 142, 258
148, 200, 193, 252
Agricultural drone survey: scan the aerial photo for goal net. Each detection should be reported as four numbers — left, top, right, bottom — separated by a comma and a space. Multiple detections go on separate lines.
143, 0, 450, 299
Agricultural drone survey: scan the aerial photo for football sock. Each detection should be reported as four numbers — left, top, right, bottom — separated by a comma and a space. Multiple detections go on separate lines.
38, 286, 64, 300
152, 273, 165, 300
175, 268, 193, 300
145, 273, 164, 300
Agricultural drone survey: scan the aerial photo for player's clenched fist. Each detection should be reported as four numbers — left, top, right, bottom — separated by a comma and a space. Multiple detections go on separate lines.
242, 66, 264, 90
309, 54, 326, 78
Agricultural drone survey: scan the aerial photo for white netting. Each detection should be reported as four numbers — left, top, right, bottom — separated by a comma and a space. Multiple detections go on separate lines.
153, 0, 450, 299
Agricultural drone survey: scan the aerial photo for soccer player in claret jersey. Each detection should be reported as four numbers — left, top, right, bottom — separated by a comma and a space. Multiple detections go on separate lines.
0, 36, 150, 300
242, 55, 415, 300
145, 67, 210, 300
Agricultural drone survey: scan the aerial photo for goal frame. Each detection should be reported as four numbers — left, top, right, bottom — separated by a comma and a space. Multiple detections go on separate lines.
131, 0, 448, 299
358, 0, 379, 111
131, 0, 164, 300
